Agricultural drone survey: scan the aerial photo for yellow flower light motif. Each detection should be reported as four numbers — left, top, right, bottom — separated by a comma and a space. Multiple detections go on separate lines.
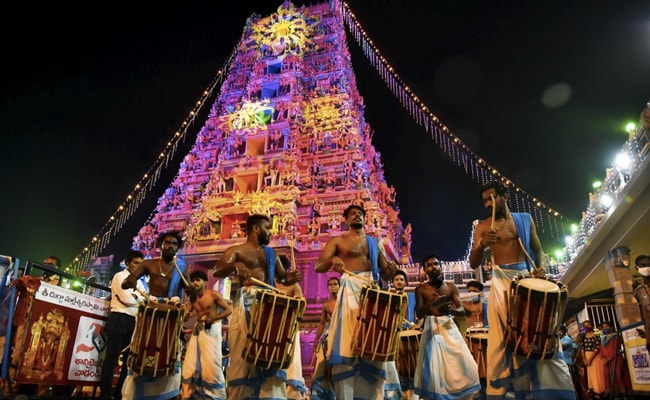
251, 3, 311, 57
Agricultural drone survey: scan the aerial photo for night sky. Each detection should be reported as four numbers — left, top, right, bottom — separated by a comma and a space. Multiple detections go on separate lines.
2, 0, 648, 270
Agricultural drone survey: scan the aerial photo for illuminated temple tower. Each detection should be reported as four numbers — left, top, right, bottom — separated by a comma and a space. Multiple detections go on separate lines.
131, 0, 413, 365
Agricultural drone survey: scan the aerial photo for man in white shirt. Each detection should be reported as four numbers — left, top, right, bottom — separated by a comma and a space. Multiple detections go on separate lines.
99, 250, 146, 400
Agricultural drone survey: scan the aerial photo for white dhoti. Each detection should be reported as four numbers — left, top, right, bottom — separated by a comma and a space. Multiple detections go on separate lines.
122, 355, 182, 400
327, 272, 386, 399
384, 360, 403, 400
414, 315, 480, 399
486, 263, 576, 399
286, 329, 306, 400
180, 321, 226, 400
227, 287, 287, 400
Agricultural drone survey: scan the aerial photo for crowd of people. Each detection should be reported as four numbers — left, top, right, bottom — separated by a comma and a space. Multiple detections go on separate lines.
28, 181, 643, 399
558, 319, 634, 400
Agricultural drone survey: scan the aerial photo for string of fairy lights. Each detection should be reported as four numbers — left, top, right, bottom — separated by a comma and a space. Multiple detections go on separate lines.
340, 2, 570, 252
343, 0, 649, 269
66, 39, 243, 272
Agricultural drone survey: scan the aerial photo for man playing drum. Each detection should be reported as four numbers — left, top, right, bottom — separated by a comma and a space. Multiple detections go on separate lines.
413, 254, 480, 399
313, 204, 399, 400
468, 181, 575, 399
212, 214, 301, 399
120, 231, 191, 400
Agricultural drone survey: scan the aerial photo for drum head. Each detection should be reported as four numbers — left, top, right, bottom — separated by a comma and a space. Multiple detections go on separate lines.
516, 277, 559, 292
399, 329, 421, 339
361, 285, 407, 305
465, 328, 488, 340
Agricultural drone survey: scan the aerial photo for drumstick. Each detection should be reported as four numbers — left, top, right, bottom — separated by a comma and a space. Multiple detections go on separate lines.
249, 276, 285, 294
134, 286, 149, 301
171, 256, 190, 287
459, 292, 478, 300
342, 268, 374, 284
518, 238, 540, 273
490, 193, 496, 230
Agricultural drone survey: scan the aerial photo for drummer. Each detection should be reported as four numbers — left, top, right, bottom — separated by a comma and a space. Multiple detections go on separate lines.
212, 214, 300, 400
120, 230, 192, 400
314, 204, 399, 400
468, 181, 575, 399
413, 254, 480, 398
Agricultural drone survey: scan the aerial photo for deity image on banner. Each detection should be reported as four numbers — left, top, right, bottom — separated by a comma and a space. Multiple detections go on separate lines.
22, 308, 70, 380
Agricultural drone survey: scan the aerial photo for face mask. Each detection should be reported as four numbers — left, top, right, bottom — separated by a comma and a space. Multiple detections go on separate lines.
583, 326, 593, 332
602, 328, 611, 334
639, 267, 650, 277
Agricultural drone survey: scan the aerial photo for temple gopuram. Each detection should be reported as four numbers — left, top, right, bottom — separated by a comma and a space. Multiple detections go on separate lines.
129, 0, 418, 370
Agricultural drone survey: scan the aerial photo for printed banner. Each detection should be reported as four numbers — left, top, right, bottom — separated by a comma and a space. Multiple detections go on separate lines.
621, 322, 650, 394
15, 282, 110, 386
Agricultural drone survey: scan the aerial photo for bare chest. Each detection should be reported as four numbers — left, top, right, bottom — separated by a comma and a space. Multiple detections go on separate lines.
340, 236, 368, 258
491, 218, 516, 239
239, 248, 269, 277
324, 300, 336, 317
421, 282, 451, 301
196, 292, 216, 312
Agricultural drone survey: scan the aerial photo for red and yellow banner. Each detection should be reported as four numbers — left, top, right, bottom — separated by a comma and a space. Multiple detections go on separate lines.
14, 281, 110, 386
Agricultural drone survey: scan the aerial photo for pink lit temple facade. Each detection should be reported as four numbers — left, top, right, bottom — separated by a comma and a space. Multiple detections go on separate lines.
129, 1, 424, 368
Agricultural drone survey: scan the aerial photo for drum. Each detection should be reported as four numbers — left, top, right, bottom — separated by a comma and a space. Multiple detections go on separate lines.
128, 302, 185, 377
465, 327, 489, 379
352, 285, 407, 362
397, 329, 421, 379
506, 276, 568, 359
244, 289, 306, 369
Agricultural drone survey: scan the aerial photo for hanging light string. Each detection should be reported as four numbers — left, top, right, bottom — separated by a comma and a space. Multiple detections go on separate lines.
343, 2, 649, 269
67, 38, 244, 272
340, 1, 569, 243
